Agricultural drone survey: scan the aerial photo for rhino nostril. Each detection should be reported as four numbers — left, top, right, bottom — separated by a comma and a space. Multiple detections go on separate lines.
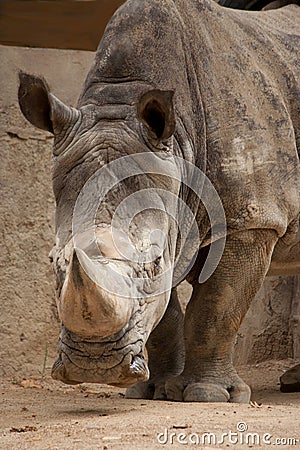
129, 355, 149, 379
52, 354, 63, 371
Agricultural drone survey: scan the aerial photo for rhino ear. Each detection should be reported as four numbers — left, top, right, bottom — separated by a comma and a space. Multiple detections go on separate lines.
18, 71, 79, 134
137, 89, 175, 141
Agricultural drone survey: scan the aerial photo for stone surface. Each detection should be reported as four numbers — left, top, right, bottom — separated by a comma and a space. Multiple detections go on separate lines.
280, 363, 300, 392
235, 276, 300, 364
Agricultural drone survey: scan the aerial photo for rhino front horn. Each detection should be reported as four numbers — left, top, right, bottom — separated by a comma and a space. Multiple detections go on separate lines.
59, 249, 133, 339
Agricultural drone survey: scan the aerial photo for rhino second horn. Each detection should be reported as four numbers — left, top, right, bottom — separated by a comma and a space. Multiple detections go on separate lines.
59, 249, 133, 339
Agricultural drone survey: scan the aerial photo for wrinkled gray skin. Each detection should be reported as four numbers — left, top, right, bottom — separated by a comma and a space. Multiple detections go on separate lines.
18, 0, 300, 402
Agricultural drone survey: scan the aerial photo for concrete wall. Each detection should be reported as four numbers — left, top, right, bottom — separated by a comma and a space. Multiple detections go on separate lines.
0, 45, 299, 379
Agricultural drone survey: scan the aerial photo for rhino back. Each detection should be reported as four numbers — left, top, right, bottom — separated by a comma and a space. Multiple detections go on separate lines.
191, 3, 300, 235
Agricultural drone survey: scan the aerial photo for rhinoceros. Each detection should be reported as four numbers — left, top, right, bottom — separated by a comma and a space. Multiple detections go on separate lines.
18, 0, 300, 403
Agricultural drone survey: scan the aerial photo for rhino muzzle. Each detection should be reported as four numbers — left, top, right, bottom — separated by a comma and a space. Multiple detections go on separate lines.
51, 353, 149, 387
51, 325, 149, 387
53, 245, 155, 386
52, 231, 169, 386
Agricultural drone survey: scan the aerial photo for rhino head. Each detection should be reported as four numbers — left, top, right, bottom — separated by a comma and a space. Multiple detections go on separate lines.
18, 71, 181, 387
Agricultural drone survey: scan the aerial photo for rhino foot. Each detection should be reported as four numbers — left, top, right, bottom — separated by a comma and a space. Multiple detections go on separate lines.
125, 380, 166, 400
165, 374, 251, 403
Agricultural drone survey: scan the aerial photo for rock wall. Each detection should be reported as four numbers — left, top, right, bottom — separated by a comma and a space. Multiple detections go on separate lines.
0, 45, 299, 379
235, 276, 300, 364
0, 46, 94, 378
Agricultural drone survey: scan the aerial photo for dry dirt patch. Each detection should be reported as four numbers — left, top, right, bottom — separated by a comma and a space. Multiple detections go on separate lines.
0, 359, 299, 450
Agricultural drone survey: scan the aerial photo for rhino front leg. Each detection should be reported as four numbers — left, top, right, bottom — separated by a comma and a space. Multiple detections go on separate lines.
126, 288, 185, 400
166, 229, 278, 403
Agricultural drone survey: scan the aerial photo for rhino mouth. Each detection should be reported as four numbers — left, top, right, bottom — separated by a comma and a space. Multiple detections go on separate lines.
51, 325, 149, 387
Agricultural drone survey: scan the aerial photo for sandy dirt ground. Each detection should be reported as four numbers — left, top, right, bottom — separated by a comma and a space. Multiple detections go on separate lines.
0, 359, 299, 450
